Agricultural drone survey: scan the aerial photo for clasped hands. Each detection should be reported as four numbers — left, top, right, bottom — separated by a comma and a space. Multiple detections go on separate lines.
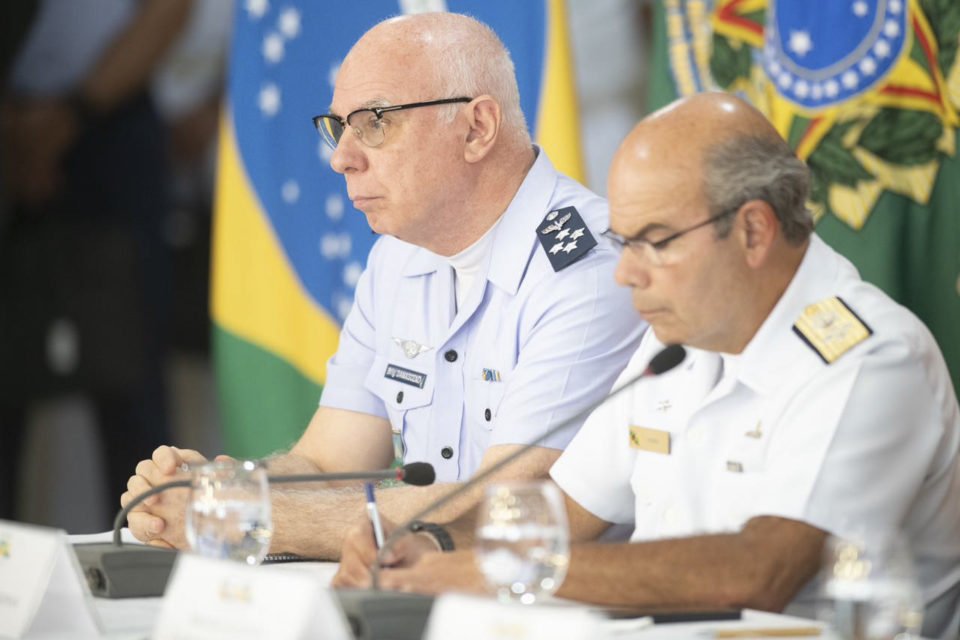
120, 445, 233, 549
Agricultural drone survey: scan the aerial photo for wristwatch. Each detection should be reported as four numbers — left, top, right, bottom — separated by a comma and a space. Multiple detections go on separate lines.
408, 520, 455, 552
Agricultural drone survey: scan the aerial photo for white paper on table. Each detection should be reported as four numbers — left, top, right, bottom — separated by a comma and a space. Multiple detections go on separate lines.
0, 520, 102, 639
426, 594, 605, 640
153, 554, 352, 640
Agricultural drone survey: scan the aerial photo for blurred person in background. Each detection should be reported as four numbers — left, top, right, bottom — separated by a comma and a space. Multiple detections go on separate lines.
0, 0, 192, 527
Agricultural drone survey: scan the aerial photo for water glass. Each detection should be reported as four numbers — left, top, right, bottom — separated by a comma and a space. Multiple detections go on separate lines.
474, 481, 570, 605
819, 531, 923, 640
185, 459, 273, 565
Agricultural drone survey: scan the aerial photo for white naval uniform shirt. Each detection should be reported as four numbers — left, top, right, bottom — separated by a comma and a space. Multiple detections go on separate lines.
551, 235, 960, 639
320, 149, 645, 482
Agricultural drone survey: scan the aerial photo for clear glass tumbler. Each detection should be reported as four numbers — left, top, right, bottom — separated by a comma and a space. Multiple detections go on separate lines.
819, 530, 923, 640
185, 459, 273, 565
474, 481, 570, 605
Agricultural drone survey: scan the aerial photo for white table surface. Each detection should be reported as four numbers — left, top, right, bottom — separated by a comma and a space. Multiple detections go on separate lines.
63, 531, 832, 640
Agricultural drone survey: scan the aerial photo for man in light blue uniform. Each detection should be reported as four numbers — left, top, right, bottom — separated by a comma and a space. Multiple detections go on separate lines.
123, 12, 643, 559
321, 146, 635, 482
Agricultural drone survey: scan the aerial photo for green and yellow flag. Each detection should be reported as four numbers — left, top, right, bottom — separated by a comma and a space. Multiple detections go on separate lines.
650, 0, 960, 393
211, 0, 585, 458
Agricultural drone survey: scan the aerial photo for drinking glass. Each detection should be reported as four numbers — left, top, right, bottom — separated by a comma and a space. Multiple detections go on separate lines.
819, 531, 923, 640
184, 459, 273, 565
474, 481, 570, 605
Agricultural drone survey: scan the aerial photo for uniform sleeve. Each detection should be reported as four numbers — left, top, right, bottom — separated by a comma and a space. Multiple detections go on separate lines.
318, 240, 388, 419
752, 337, 953, 538
489, 255, 645, 452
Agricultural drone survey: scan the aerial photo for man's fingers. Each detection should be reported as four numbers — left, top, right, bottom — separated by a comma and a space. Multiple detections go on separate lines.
153, 446, 185, 475
123, 475, 159, 509
127, 511, 166, 543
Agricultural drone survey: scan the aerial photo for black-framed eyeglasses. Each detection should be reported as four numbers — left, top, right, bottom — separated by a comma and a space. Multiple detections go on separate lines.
602, 207, 739, 267
312, 97, 473, 150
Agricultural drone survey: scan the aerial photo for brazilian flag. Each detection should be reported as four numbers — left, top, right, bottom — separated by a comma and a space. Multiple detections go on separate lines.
650, 0, 960, 394
212, 0, 586, 458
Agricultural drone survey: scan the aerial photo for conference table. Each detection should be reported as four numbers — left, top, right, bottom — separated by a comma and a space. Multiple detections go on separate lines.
46, 532, 839, 640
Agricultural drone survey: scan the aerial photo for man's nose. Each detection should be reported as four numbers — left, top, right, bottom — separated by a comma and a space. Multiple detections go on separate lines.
329, 131, 367, 175
614, 252, 652, 290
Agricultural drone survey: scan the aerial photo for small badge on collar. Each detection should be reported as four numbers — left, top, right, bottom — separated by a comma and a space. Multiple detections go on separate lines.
793, 296, 872, 364
392, 337, 433, 359
536, 206, 597, 272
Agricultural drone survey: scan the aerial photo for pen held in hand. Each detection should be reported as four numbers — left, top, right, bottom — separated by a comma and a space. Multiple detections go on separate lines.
364, 482, 386, 549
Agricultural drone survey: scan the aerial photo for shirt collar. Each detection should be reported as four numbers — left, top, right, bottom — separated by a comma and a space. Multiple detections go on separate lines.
400, 146, 557, 292
736, 234, 844, 394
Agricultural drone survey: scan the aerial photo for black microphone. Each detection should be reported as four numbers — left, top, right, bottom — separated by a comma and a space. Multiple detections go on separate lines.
335, 345, 685, 640
74, 462, 436, 598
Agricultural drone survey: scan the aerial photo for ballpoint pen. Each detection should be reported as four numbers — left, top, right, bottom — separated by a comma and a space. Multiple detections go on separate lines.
364, 482, 386, 549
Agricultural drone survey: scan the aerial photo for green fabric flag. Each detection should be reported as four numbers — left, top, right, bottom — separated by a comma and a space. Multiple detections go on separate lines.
648, 0, 960, 394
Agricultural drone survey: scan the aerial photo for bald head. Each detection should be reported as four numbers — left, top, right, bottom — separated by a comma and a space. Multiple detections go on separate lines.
341, 13, 529, 149
610, 92, 812, 245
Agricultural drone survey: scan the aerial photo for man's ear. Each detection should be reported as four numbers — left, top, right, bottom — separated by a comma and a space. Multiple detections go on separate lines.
463, 96, 501, 163
736, 200, 778, 268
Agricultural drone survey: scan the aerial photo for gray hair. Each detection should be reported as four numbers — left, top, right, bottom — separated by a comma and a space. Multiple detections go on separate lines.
400, 13, 531, 149
703, 134, 814, 245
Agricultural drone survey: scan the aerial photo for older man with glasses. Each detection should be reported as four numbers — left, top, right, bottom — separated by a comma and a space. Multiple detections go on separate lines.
120, 12, 644, 559
337, 92, 960, 639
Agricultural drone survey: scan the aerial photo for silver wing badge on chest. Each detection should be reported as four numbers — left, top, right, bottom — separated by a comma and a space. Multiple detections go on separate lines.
392, 337, 433, 359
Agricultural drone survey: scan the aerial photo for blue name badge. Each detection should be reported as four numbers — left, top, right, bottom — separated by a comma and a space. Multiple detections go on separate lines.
384, 364, 427, 389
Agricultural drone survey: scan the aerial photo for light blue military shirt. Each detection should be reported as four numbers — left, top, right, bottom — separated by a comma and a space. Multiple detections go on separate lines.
320, 150, 644, 482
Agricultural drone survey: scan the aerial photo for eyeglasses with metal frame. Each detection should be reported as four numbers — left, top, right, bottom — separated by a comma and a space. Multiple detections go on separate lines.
312, 97, 473, 150
601, 207, 739, 267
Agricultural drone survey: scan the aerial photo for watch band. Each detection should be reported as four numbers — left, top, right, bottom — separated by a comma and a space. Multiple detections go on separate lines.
408, 520, 455, 552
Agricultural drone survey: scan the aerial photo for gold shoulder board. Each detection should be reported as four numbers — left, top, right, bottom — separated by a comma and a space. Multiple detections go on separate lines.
792, 296, 872, 364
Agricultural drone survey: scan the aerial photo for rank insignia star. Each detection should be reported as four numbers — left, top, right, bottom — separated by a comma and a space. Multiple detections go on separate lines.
392, 337, 433, 359
536, 206, 597, 272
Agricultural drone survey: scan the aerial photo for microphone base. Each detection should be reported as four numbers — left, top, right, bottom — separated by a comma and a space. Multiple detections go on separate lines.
334, 589, 435, 640
73, 542, 178, 598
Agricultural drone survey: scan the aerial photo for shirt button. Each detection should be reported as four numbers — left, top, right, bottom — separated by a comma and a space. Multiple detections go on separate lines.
441, 446, 454, 459
484, 408, 492, 422
444, 350, 458, 363
396, 391, 404, 404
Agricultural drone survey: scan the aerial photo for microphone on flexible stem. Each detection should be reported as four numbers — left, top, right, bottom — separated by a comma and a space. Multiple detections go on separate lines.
369, 343, 687, 585
73, 462, 436, 598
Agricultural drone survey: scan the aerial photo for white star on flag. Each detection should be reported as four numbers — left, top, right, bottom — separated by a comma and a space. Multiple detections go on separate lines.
852, 1, 868, 17
278, 7, 302, 39
259, 83, 281, 116
788, 30, 813, 57
246, 0, 269, 20
263, 32, 285, 63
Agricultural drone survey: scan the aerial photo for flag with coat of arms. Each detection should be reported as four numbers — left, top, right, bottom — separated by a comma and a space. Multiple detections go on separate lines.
648, 0, 960, 393
211, 0, 586, 457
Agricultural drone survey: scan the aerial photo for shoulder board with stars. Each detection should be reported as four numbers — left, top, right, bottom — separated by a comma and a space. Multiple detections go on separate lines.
792, 296, 872, 364
535, 206, 597, 272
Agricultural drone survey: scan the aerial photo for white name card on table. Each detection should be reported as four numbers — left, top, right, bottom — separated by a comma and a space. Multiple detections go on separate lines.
426, 594, 604, 640
153, 554, 352, 640
0, 520, 101, 639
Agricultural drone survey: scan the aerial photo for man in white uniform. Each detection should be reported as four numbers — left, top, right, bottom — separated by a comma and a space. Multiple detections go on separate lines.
339, 93, 960, 638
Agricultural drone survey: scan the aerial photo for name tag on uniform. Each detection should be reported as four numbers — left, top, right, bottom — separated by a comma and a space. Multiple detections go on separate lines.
384, 364, 427, 389
629, 426, 671, 455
